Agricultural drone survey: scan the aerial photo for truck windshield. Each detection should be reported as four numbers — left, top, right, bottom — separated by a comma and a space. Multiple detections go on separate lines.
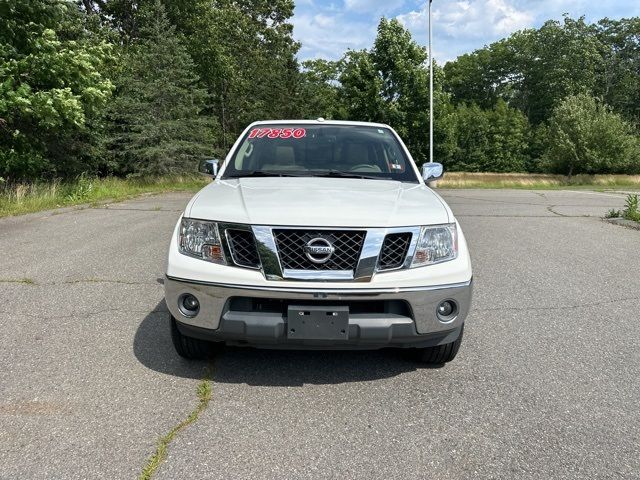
222, 124, 419, 183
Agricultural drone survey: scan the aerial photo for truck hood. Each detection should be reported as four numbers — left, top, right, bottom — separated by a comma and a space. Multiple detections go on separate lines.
187, 177, 450, 227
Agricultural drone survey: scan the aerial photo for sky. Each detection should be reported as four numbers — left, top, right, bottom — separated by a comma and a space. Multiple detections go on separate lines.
292, 0, 640, 63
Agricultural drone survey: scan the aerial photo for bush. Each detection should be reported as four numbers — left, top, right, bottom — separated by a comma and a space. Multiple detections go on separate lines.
543, 94, 640, 177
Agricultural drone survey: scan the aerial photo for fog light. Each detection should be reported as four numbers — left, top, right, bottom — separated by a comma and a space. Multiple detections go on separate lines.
179, 294, 200, 317
436, 300, 458, 322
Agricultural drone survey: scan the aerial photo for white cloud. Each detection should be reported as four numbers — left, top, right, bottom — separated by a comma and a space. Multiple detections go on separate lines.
397, 0, 535, 62
313, 14, 335, 28
447, 0, 532, 36
345, 0, 406, 15
292, 12, 375, 60
400, 0, 534, 38
292, 0, 640, 62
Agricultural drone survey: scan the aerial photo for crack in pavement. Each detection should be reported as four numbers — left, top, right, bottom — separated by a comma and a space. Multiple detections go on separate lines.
546, 205, 569, 217
445, 193, 622, 209
545, 205, 591, 218
138, 364, 214, 480
444, 194, 561, 207
0, 278, 36, 285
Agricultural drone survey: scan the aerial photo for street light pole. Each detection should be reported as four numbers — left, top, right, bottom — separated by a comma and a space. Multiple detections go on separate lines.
429, 0, 433, 164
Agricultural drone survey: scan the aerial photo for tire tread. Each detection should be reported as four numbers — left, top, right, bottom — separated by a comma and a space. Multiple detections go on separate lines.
415, 326, 464, 365
171, 316, 215, 360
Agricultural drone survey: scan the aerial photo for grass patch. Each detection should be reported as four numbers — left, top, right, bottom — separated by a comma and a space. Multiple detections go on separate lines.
439, 172, 640, 189
0, 175, 209, 218
139, 368, 212, 480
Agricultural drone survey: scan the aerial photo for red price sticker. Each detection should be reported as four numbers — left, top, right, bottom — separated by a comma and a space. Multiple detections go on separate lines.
248, 128, 306, 139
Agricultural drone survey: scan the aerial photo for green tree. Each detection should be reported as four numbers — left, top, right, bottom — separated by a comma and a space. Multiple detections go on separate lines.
526, 123, 550, 173
485, 100, 531, 172
106, 1, 215, 176
543, 94, 640, 177
338, 49, 385, 123
338, 18, 453, 165
448, 103, 490, 172
443, 48, 500, 109
595, 18, 640, 122
515, 17, 602, 124
0, 0, 114, 180
181, 0, 300, 148
444, 16, 603, 125
298, 59, 343, 120
88, 0, 301, 151
448, 100, 530, 172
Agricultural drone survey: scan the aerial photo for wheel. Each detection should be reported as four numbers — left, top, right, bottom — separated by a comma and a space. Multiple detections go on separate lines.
414, 325, 464, 365
170, 315, 222, 360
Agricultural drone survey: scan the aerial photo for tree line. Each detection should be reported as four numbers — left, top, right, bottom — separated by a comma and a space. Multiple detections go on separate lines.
1, 0, 639, 182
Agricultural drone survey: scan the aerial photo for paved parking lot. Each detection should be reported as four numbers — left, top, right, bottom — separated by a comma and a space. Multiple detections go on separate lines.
1, 189, 638, 479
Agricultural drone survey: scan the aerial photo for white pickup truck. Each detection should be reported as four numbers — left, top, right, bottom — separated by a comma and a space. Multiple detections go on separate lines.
165, 120, 472, 364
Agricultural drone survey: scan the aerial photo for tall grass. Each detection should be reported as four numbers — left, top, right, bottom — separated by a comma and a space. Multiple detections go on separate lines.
439, 172, 640, 189
0, 175, 209, 218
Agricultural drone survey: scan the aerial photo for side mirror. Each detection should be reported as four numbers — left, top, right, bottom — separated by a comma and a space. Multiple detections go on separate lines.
422, 162, 444, 183
200, 159, 220, 177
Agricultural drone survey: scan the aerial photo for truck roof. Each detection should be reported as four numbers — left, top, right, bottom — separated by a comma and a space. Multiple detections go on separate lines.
247, 119, 393, 129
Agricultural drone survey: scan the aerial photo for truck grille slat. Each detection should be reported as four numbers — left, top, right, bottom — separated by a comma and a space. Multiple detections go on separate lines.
378, 232, 412, 270
273, 229, 366, 271
226, 229, 261, 268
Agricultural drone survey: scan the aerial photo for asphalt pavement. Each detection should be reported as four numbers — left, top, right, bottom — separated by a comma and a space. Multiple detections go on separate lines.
0, 189, 638, 479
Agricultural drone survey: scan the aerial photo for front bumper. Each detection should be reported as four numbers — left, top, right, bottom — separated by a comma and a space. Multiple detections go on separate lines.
165, 276, 472, 349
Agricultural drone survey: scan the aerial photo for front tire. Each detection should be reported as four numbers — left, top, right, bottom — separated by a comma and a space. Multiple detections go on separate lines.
414, 325, 464, 365
170, 316, 222, 360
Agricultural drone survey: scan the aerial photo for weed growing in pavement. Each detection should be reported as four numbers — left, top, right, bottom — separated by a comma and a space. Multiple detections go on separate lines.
623, 194, 640, 221
606, 194, 640, 223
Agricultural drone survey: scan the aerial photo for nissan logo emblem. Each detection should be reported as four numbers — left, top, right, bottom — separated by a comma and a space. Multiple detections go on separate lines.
303, 237, 335, 264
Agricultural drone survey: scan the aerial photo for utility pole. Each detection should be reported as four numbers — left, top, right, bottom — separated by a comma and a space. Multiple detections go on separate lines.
429, 0, 434, 164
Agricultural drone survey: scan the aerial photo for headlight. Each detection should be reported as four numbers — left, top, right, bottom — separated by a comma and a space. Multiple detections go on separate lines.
178, 218, 226, 264
411, 223, 458, 267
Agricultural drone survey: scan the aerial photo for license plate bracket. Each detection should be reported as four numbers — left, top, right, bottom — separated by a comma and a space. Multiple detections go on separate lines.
287, 305, 349, 340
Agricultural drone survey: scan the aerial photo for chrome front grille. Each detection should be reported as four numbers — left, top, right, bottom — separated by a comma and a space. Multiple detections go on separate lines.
378, 232, 413, 270
273, 229, 366, 271
226, 229, 260, 268
220, 224, 421, 282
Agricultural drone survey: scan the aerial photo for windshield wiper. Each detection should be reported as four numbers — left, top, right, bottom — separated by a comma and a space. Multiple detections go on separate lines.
226, 170, 393, 180
311, 170, 392, 181
225, 170, 307, 178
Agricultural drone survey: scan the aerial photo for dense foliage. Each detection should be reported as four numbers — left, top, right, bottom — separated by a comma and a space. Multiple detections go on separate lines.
1, 1, 639, 180
106, 2, 215, 176
0, 0, 113, 179
543, 94, 639, 176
